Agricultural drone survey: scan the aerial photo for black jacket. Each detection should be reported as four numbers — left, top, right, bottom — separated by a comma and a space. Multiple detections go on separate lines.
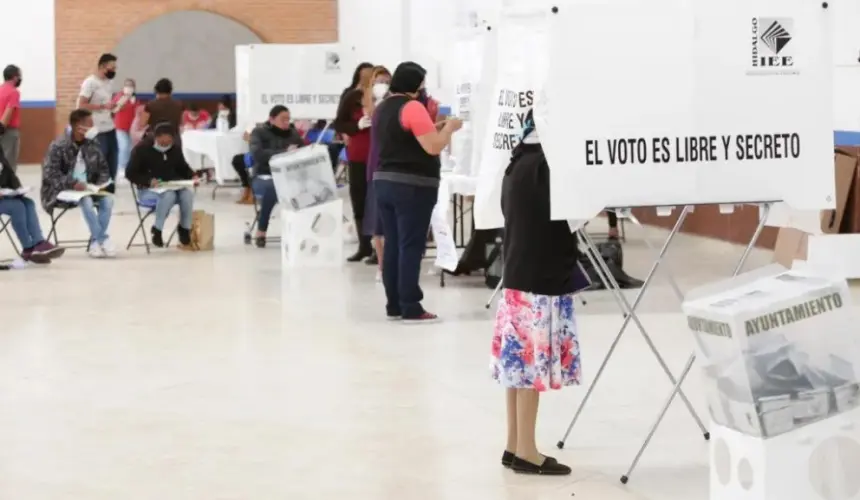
249, 123, 306, 177
125, 140, 195, 188
0, 147, 21, 190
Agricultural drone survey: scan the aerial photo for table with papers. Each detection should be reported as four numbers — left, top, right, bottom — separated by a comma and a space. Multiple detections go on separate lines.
181, 130, 248, 185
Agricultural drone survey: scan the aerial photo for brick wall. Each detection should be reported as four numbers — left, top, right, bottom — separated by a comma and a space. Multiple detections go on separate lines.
54, 0, 338, 134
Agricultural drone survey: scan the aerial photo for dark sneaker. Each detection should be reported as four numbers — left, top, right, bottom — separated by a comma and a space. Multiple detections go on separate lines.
401, 312, 441, 324
177, 226, 191, 246
32, 241, 65, 260
255, 236, 267, 248
511, 456, 572, 476
151, 227, 164, 248
364, 252, 379, 266
21, 248, 51, 264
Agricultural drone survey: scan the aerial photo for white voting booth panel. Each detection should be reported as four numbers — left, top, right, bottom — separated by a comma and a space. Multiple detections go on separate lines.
540, 0, 834, 222
683, 266, 860, 499
280, 200, 344, 268
235, 44, 353, 124
473, 5, 550, 229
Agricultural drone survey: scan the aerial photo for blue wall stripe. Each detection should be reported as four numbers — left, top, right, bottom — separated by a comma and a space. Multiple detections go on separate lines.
21, 100, 56, 109
21, 93, 238, 109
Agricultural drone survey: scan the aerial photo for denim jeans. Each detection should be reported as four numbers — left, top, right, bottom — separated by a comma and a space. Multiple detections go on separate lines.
252, 177, 277, 232
374, 180, 439, 318
0, 197, 44, 249
78, 195, 114, 244
116, 130, 132, 178
140, 188, 194, 230
96, 131, 119, 193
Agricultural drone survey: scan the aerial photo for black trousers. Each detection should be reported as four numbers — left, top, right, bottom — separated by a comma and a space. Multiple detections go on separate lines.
232, 154, 251, 188
348, 161, 368, 225
607, 211, 618, 229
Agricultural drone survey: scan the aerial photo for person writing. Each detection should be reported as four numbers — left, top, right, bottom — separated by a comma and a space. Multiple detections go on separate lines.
126, 122, 198, 249
181, 103, 211, 132
373, 62, 462, 323
249, 105, 306, 248
490, 112, 584, 476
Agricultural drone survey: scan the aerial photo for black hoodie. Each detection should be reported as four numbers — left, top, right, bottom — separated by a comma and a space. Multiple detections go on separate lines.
0, 131, 21, 190
125, 139, 195, 188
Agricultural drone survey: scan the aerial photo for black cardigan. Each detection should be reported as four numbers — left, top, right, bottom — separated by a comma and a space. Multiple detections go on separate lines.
125, 140, 195, 187
0, 147, 21, 190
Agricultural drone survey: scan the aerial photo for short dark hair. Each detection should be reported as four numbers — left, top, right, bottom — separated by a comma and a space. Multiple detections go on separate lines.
69, 109, 92, 127
187, 102, 199, 112
154, 78, 173, 94
98, 53, 117, 67
3, 65, 20, 82
153, 122, 175, 137
269, 105, 289, 118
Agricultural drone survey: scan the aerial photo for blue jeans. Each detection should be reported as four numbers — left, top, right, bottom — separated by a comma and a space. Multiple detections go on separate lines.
0, 197, 44, 249
78, 195, 114, 244
116, 130, 131, 176
375, 180, 438, 318
140, 188, 194, 230
252, 177, 277, 232
96, 131, 119, 193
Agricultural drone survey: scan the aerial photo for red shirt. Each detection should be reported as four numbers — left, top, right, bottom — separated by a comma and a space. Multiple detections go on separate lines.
181, 110, 211, 131
346, 107, 371, 162
0, 82, 21, 128
111, 93, 137, 131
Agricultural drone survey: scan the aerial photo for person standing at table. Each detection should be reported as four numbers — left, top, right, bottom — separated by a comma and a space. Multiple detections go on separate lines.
335, 62, 375, 263
0, 65, 22, 171
77, 54, 119, 192
139, 78, 183, 143
111, 78, 138, 184
374, 62, 462, 323
181, 103, 211, 132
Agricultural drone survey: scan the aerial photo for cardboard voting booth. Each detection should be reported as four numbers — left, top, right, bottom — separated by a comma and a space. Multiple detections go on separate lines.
684, 266, 860, 499
539, 0, 833, 222
235, 44, 353, 125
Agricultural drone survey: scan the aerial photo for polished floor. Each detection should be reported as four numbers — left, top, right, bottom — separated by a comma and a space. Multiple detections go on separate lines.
0, 168, 778, 499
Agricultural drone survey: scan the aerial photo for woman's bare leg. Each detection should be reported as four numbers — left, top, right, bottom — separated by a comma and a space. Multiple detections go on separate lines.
506, 388, 518, 453
374, 236, 384, 271
515, 388, 542, 464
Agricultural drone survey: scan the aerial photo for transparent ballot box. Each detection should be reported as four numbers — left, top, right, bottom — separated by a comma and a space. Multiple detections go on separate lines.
683, 266, 860, 439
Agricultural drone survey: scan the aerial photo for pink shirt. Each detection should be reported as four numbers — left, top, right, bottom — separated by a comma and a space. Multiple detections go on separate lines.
399, 100, 435, 136
0, 82, 21, 128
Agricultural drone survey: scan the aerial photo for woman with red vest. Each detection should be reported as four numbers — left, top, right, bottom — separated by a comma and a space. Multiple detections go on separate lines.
334, 62, 375, 262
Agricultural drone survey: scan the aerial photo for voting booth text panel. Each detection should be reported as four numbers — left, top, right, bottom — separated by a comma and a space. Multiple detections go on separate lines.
235, 44, 354, 125
541, 0, 834, 222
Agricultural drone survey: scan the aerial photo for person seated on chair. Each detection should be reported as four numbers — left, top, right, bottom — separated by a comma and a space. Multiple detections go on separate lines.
41, 109, 116, 258
0, 124, 65, 263
232, 122, 261, 205
180, 103, 211, 132
248, 104, 306, 248
126, 122, 198, 249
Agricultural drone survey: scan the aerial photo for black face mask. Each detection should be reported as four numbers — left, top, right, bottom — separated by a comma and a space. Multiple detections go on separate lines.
14, 77, 21, 88
105, 70, 116, 80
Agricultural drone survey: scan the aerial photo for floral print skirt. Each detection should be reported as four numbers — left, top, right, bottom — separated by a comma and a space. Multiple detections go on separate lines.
491, 289, 582, 392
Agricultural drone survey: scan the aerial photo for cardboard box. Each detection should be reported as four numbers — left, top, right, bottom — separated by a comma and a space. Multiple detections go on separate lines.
773, 227, 809, 267
822, 149, 858, 234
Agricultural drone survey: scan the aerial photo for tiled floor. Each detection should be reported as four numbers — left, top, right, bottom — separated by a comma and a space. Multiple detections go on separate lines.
0, 168, 777, 499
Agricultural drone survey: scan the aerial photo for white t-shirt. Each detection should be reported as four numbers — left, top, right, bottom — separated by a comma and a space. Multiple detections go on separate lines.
79, 75, 115, 133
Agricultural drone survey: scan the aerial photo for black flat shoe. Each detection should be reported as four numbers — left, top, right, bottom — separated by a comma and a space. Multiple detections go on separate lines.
501, 450, 515, 468
510, 456, 571, 476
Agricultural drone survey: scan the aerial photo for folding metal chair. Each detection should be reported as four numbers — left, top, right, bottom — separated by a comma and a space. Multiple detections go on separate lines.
0, 215, 19, 256
127, 185, 177, 254
46, 202, 91, 250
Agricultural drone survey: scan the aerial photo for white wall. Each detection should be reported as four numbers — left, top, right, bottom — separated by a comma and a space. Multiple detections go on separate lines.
0, 0, 55, 104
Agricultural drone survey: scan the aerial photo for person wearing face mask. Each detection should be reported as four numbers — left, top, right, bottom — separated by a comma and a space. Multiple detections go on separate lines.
77, 53, 120, 193
374, 62, 463, 323
212, 95, 236, 131
126, 122, 198, 249
0, 65, 23, 171
111, 78, 138, 183
362, 66, 392, 276
334, 62, 376, 263
248, 105, 307, 248
181, 103, 212, 132
41, 109, 116, 258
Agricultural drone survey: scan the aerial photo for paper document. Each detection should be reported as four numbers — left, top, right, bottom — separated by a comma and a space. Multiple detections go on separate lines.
150, 180, 195, 194
57, 181, 114, 203
0, 187, 32, 197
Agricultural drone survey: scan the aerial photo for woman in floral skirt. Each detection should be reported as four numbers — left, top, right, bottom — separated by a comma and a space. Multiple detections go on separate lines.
490, 112, 586, 476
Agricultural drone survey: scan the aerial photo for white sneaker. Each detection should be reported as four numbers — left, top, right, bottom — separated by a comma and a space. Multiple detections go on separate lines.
375, 270, 382, 283
101, 238, 118, 258
88, 242, 105, 258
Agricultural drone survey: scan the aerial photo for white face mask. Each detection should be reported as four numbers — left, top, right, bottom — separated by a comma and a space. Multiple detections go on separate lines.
84, 127, 99, 140
218, 110, 230, 118
372, 83, 389, 100
123, 86, 134, 95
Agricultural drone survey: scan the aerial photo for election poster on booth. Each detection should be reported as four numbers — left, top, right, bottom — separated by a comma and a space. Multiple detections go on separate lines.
449, 32, 485, 177
473, 6, 552, 229
540, 0, 833, 221
235, 44, 354, 124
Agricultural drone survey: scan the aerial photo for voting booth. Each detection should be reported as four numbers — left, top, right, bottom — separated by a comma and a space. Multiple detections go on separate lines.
235, 44, 353, 125
470, 0, 842, 487
684, 266, 860, 500
269, 144, 343, 268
